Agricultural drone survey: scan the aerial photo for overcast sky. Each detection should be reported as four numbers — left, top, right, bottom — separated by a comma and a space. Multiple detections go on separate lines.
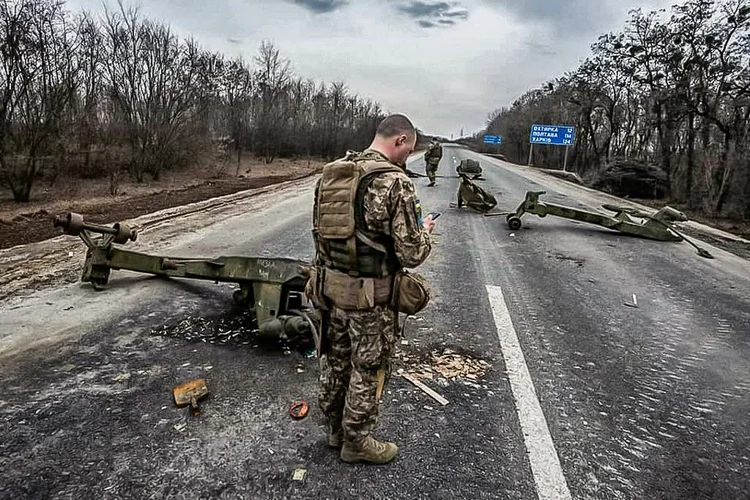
67, 0, 675, 138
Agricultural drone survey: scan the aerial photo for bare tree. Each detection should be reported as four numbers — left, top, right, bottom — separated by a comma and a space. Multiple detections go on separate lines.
1, 0, 387, 203
482, 0, 750, 219
0, 0, 79, 202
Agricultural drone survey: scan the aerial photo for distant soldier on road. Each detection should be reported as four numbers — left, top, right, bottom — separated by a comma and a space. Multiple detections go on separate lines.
306, 114, 436, 464
423, 139, 442, 186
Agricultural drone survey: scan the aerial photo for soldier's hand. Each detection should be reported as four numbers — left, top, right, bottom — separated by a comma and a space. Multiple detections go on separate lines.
422, 215, 436, 233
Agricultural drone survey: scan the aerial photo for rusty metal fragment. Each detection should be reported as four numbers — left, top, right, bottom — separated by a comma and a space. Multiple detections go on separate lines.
173, 378, 209, 416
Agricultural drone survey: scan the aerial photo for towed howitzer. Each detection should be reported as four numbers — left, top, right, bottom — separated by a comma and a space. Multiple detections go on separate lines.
485, 191, 713, 258
52, 212, 321, 348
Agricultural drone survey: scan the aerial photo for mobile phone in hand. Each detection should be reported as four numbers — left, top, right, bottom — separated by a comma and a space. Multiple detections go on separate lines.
426, 212, 441, 220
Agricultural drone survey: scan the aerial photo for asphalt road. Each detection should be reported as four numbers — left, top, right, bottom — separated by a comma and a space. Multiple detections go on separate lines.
1, 145, 749, 500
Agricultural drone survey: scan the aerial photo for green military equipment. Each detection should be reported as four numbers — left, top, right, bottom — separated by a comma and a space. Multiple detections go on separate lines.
489, 191, 713, 257
456, 159, 483, 180
456, 174, 497, 213
53, 212, 321, 347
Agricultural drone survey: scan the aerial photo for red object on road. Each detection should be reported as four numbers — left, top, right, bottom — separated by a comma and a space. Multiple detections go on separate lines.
289, 400, 309, 419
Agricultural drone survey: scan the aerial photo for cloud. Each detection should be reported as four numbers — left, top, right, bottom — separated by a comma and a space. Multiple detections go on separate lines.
396, 1, 452, 17
477, 0, 673, 36
288, 0, 349, 14
442, 8, 469, 19
64, 0, 676, 137
393, 1, 470, 28
523, 41, 558, 56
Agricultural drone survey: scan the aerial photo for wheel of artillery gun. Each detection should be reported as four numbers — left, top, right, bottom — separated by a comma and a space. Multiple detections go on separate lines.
113, 222, 138, 244
289, 309, 321, 355
506, 216, 522, 231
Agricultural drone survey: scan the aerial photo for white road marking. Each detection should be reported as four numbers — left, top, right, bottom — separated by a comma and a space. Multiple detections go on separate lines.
486, 284, 572, 500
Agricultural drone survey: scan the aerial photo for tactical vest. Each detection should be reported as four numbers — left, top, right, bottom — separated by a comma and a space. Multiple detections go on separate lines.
426, 143, 442, 160
313, 150, 403, 278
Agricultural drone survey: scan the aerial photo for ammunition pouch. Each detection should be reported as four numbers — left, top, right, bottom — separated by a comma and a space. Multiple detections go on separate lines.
304, 266, 329, 311
321, 268, 393, 310
391, 269, 432, 316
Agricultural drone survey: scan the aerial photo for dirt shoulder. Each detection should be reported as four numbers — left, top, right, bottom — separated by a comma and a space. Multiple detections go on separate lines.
0, 157, 324, 250
626, 198, 750, 241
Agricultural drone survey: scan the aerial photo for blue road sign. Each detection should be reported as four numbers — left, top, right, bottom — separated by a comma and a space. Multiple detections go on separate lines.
483, 135, 502, 144
529, 124, 575, 146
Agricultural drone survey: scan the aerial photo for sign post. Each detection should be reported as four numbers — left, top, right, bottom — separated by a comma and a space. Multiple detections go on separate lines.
528, 124, 575, 170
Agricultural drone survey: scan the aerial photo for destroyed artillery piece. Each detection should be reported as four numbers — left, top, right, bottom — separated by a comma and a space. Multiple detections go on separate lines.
52, 212, 321, 349
486, 191, 713, 257
456, 159, 484, 180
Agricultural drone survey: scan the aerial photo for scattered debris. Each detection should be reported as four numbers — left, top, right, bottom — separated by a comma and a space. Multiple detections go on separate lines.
292, 469, 307, 481
289, 400, 309, 420
550, 252, 585, 267
624, 293, 639, 308
173, 423, 187, 432
173, 378, 209, 416
112, 372, 131, 382
396, 348, 492, 382
150, 309, 258, 345
401, 373, 449, 406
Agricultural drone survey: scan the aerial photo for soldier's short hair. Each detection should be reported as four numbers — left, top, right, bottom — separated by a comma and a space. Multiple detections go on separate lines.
376, 114, 416, 139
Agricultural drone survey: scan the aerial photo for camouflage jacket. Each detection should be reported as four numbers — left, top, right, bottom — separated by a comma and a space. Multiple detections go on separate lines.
313, 149, 432, 269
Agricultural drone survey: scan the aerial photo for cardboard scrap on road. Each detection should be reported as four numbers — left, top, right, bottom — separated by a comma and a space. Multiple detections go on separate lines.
396, 348, 491, 382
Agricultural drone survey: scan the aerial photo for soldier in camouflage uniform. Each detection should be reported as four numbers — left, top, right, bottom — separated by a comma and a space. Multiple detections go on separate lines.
310, 114, 435, 464
424, 140, 442, 186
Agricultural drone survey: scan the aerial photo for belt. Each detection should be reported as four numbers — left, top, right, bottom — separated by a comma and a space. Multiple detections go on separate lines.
322, 268, 393, 310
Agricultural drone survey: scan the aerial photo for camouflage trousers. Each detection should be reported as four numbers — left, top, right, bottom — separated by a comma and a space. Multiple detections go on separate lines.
425, 160, 439, 183
318, 303, 399, 444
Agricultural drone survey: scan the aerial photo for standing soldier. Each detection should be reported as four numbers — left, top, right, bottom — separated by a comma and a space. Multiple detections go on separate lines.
306, 114, 436, 464
423, 139, 442, 186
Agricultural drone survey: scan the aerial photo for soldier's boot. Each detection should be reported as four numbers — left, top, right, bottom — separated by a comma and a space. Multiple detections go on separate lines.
340, 435, 398, 464
328, 421, 344, 448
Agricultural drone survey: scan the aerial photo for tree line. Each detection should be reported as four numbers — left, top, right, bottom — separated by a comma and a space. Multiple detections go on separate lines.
0, 0, 387, 202
480, 0, 749, 218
